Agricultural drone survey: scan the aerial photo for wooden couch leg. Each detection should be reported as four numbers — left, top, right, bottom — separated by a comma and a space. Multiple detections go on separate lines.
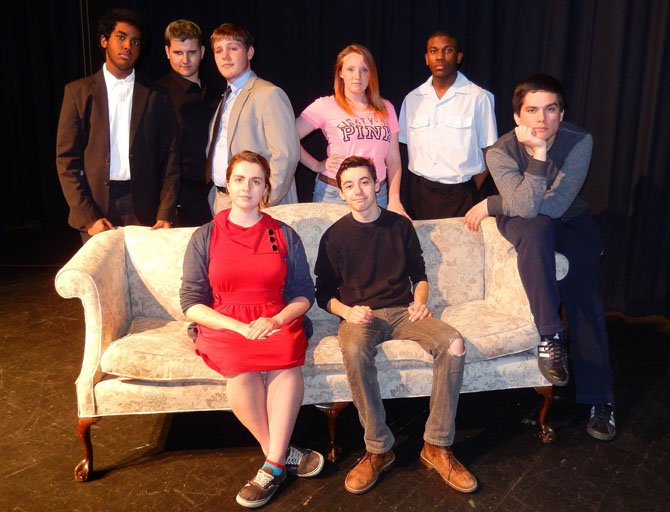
534, 386, 555, 443
75, 417, 99, 482
314, 402, 350, 463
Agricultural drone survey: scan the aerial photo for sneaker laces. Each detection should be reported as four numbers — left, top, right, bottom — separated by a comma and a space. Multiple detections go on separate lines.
286, 445, 306, 466
591, 404, 615, 425
250, 468, 275, 489
538, 336, 565, 364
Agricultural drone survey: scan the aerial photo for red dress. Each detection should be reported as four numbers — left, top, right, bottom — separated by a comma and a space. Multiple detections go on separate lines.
195, 210, 308, 375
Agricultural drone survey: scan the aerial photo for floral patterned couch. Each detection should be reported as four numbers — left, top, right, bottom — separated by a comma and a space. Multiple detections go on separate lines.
55, 202, 567, 482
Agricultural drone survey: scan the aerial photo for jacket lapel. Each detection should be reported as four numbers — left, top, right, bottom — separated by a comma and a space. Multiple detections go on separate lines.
92, 70, 110, 152
226, 72, 257, 153
130, 78, 150, 146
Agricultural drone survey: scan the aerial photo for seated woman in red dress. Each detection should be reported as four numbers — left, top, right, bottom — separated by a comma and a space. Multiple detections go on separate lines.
180, 151, 324, 509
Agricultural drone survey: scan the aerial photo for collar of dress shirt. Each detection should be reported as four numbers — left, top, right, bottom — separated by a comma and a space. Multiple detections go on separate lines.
170, 69, 203, 94
227, 68, 254, 94
102, 64, 135, 90
418, 70, 470, 99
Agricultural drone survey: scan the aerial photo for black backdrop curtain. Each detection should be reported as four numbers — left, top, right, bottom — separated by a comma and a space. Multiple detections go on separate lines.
5, 0, 669, 317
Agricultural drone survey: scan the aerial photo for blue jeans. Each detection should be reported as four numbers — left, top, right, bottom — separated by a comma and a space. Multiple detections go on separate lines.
496, 213, 614, 405
337, 306, 464, 453
313, 178, 388, 208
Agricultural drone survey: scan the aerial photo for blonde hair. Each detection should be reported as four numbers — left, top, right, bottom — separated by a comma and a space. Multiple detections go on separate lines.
164, 19, 202, 46
333, 44, 387, 119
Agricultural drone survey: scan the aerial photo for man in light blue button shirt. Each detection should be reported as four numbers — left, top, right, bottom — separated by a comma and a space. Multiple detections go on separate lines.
399, 31, 497, 219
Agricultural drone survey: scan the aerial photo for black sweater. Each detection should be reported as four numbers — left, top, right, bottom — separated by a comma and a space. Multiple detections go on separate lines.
314, 209, 427, 311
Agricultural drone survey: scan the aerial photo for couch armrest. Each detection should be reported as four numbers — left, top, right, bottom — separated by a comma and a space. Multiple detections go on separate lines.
54, 228, 131, 417
480, 218, 569, 320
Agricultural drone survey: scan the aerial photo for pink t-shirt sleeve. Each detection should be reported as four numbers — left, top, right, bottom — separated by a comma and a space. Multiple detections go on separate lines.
300, 96, 330, 130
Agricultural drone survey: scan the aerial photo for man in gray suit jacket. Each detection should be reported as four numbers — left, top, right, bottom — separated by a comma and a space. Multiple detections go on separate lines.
206, 23, 299, 213
56, 8, 179, 241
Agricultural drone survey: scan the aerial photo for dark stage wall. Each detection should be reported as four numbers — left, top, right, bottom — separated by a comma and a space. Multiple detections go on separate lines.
6, 0, 669, 316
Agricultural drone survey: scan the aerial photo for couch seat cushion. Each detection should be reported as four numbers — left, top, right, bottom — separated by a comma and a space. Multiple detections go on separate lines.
101, 317, 225, 381
303, 302, 539, 377
102, 302, 540, 382
441, 299, 539, 361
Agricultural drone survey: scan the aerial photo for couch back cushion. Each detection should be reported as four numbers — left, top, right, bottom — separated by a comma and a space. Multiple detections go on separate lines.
123, 203, 486, 321
124, 226, 194, 320
266, 204, 485, 316
123, 204, 351, 321
414, 219, 485, 311
265, 203, 350, 321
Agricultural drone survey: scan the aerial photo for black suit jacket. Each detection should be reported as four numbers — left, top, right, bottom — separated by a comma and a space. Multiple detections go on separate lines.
56, 69, 179, 230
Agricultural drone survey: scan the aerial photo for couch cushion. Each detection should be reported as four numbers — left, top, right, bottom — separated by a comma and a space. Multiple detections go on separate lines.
124, 226, 195, 321
267, 204, 488, 314
303, 301, 539, 377
441, 300, 539, 361
102, 304, 540, 382
101, 317, 225, 381
415, 220, 485, 310
265, 203, 351, 322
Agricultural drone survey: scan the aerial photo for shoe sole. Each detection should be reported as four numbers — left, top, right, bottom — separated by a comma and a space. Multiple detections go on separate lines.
344, 454, 395, 495
538, 365, 569, 387
236, 487, 278, 509
420, 452, 478, 493
296, 452, 325, 478
587, 426, 615, 441
544, 377, 569, 387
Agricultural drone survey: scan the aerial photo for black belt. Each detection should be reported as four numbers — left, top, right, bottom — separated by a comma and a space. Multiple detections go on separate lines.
416, 174, 473, 190
109, 180, 131, 188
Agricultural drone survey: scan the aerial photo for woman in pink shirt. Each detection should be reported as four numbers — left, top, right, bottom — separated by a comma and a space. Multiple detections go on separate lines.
296, 44, 408, 217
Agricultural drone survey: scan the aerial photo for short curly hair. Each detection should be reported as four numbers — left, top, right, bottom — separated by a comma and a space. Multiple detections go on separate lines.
97, 8, 145, 44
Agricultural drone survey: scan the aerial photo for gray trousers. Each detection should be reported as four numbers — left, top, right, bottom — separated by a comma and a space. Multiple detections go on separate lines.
338, 306, 465, 453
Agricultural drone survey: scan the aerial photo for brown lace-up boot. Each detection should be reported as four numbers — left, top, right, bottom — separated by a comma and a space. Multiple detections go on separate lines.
344, 450, 395, 494
420, 442, 477, 492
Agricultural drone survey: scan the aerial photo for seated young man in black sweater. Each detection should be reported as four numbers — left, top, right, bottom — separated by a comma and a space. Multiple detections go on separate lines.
314, 156, 476, 495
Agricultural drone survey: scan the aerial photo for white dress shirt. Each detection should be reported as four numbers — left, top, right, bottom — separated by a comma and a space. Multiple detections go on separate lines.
209, 69, 253, 187
103, 65, 135, 181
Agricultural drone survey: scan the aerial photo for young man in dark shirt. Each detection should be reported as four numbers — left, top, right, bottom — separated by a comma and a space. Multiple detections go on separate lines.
314, 156, 476, 495
159, 19, 214, 226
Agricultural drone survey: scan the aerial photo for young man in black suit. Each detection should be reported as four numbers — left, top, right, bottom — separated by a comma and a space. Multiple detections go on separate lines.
56, 8, 179, 241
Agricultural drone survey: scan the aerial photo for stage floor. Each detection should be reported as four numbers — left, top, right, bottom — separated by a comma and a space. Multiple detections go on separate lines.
1, 224, 668, 511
